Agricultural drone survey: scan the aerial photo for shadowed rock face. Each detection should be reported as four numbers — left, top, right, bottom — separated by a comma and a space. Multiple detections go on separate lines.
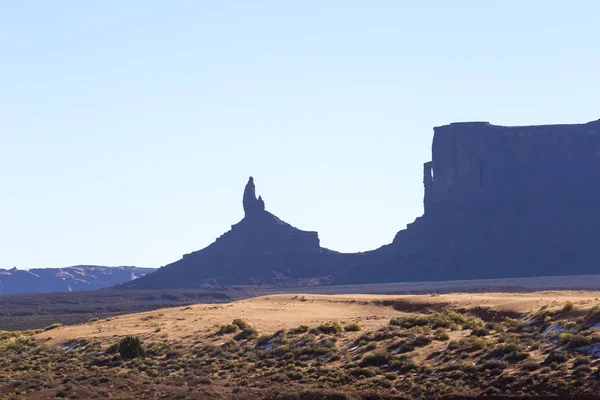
121, 119, 600, 289
343, 119, 600, 283
119, 178, 356, 289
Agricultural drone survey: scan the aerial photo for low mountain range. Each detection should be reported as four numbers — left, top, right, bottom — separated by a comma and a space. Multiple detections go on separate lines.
0, 266, 154, 295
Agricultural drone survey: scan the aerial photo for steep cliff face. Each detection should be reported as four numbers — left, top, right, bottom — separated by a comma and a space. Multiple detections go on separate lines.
362, 119, 600, 282
119, 177, 353, 289
122, 119, 600, 289
427, 120, 600, 212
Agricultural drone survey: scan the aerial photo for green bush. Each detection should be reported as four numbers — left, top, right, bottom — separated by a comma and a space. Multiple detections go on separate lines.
480, 360, 507, 370
218, 324, 240, 335
521, 361, 541, 371
118, 336, 145, 359
232, 319, 249, 330
317, 321, 342, 335
434, 329, 450, 341
43, 323, 63, 332
562, 301, 575, 312
344, 323, 361, 332
359, 351, 391, 367
560, 332, 600, 348
471, 328, 490, 337
544, 350, 569, 365
389, 310, 472, 330
289, 325, 310, 335
350, 367, 377, 378
234, 327, 258, 341
573, 356, 591, 367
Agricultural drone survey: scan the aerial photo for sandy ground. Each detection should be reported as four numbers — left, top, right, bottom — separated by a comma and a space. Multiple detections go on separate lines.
35, 291, 600, 345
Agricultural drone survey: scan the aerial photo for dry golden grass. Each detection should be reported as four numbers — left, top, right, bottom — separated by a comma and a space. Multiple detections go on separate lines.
36, 291, 600, 346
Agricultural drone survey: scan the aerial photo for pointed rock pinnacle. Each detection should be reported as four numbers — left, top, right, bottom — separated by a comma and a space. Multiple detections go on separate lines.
243, 176, 266, 217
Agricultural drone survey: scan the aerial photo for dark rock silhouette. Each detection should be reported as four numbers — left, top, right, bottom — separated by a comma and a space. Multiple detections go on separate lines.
119, 177, 355, 289
340, 119, 600, 283
242, 177, 266, 217
0, 266, 153, 295
121, 119, 600, 289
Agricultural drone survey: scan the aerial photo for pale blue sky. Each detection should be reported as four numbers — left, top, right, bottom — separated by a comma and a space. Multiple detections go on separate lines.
1, 1, 599, 269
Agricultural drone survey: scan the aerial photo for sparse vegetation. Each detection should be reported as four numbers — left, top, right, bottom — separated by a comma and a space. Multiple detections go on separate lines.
2, 292, 600, 399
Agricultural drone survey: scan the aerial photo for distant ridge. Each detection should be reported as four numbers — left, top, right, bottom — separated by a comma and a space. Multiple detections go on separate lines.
0, 265, 154, 295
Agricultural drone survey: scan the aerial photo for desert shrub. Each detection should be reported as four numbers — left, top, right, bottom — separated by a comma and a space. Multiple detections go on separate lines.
344, 323, 361, 332
389, 315, 429, 329
471, 328, 490, 337
397, 359, 418, 372
585, 305, 600, 325
4, 335, 32, 352
232, 319, 249, 330
573, 356, 591, 367
521, 361, 541, 371
544, 350, 569, 365
118, 336, 145, 359
442, 362, 475, 373
434, 330, 450, 341
350, 367, 377, 378
359, 351, 392, 367
384, 372, 397, 380
529, 341, 541, 350
0, 330, 16, 340
43, 323, 63, 331
573, 364, 591, 374
234, 327, 258, 341
451, 336, 487, 353
288, 325, 309, 335
564, 321, 577, 330
480, 360, 507, 371
317, 321, 342, 335
389, 310, 467, 330
219, 324, 240, 335
411, 335, 432, 347
562, 301, 575, 312
484, 342, 521, 359
504, 351, 530, 362
256, 335, 272, 346
560, 332, 600, 348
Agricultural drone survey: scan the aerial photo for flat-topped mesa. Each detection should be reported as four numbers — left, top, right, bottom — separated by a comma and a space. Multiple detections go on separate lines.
242, 177, 266, 218
424, 119, 600, 214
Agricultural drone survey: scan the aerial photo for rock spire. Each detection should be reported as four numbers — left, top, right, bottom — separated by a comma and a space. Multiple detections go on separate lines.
242, 176, 265, 217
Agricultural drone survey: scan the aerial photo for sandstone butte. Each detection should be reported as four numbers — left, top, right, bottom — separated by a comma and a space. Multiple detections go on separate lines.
119, 119, 600, 290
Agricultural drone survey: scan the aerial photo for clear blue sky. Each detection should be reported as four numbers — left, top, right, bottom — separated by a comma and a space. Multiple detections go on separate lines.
1, 1, 598, 269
